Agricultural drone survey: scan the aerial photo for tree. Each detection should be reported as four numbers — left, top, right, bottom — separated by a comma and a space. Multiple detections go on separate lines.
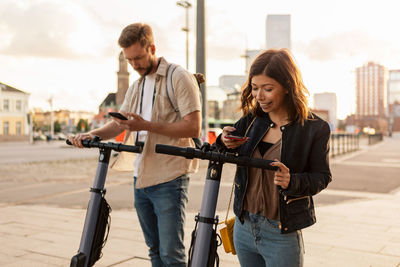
54, 120, 61, 133
76, 119, 89, 133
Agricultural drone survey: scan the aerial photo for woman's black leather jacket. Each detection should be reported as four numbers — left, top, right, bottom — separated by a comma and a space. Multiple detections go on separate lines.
215, 112, 332, 234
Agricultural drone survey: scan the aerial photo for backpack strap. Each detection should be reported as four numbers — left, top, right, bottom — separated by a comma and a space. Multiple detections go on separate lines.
165, 63, 204, 150
166, 63, 180, 113
166, 63, 205, 113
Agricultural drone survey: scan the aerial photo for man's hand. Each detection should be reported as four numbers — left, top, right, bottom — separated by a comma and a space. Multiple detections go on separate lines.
111, 110, 200, 138
68, 133, 95, 148
112, 113, 150, 132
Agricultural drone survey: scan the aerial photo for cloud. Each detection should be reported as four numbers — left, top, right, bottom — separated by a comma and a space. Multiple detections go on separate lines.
0, 0, 252, 63
0, 0, 117, 59
295, 30, 400, 64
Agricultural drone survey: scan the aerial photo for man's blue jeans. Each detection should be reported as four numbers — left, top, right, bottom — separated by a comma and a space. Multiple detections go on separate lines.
134, 175, 189, 267
234, 212, 304, 267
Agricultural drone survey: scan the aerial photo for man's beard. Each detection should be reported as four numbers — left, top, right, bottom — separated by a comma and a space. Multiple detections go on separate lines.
142, 60, 155, 76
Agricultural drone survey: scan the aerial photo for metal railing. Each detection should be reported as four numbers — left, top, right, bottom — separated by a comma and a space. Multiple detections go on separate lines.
368, 133, 383, 145
330, 133, 360, 158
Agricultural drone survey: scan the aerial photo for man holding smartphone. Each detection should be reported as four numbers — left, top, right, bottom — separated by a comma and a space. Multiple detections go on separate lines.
68, 23, 201, 267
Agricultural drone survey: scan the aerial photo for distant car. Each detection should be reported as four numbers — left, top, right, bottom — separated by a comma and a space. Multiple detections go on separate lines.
55, 133, 67, 140
33, 132, 46, 141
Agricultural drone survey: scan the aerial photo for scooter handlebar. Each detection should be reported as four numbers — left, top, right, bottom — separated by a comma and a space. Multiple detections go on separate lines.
155, 143, 190, 158
155, 144, 277, 171
66, 139, 143, 153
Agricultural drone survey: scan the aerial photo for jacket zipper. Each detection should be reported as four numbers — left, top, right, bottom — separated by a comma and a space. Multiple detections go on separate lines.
279, 128, 287, 201
240, 119, 271, 210
286, 195, 309, 204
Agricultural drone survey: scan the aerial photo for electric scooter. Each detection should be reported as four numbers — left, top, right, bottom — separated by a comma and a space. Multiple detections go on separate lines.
66, 137, 143, 267
155, 143, 277, 267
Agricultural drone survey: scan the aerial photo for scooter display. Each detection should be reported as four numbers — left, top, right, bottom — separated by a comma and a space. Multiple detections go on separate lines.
155, 143, 278, 267
66, 137, 143, 267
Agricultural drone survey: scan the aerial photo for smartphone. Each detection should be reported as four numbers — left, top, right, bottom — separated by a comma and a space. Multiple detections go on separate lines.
108, 112, 128, 120
225, 135, 247, 141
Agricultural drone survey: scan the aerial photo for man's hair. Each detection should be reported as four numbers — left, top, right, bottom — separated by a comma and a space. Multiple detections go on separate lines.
240, 49, 310, 123
118, 23, 154, 48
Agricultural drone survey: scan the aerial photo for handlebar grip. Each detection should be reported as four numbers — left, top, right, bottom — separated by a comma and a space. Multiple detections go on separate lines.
118, 143, 143, 153
65, 139, 91, 148
155, 144, 187, 157
248, 158, 278, 171
65, 139, 142, 153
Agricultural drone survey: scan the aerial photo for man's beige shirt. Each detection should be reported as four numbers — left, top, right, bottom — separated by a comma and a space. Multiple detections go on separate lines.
111, 57, 201, 189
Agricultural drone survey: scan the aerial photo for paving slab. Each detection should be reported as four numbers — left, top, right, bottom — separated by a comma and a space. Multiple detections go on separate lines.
1, 190, 400, 267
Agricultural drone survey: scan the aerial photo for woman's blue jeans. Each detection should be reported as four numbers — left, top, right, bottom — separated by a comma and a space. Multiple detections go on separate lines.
234, 212, 304, 267
134, 175, 189, 267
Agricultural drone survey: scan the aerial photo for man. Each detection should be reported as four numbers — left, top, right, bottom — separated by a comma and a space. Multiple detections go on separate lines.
69, 23, 201, 267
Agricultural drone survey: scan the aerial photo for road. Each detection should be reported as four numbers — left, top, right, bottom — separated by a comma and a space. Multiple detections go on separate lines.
1, 136, 400, 213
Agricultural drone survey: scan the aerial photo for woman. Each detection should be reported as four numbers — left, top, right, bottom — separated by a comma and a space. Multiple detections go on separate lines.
216, 49, 331, 266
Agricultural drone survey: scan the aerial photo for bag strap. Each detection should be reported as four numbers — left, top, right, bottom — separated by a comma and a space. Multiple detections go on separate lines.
165, 63, 204, 150
166, 63, 180, 112
224, 116, 257, 223
166, 63, 205, 114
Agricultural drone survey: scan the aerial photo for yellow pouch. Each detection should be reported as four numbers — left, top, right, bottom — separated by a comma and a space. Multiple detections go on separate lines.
219, 217, 236, 255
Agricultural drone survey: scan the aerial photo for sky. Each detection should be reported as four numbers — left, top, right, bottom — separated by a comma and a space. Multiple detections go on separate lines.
1, 0, 400, 119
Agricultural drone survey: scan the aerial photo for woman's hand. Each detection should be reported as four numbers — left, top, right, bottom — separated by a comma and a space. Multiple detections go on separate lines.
270, 160, 290, 189
221, 126, 248, 149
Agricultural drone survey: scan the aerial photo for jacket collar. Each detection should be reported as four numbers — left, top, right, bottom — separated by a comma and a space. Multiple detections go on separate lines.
137, 57, 168, 87
264, 112, 297, 130
156, 57, 169, 77
242, 112, 295, 155
240, 115, 270, 156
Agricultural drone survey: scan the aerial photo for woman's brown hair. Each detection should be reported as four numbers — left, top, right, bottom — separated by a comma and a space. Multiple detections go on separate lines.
240, 49, 310, 123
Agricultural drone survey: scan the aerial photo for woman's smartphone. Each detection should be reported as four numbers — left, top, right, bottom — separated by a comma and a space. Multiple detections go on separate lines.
108, 112, 128, 120
225, 135, 247, 141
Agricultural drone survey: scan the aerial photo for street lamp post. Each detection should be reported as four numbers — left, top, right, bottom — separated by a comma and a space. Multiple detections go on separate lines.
48, 97, 54, 140
176, 0, 192, 70
196, 0, 207, 142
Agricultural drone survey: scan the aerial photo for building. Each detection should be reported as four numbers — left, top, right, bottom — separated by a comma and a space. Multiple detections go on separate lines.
0, 82, 30, 141
98, 52, 130, 119
98, 93, 117, 114
218, 75, 246, 93
207, 86, 227, 120
355, 62, 388, 118
243, 49, 263, 74
32, 108, 70, 130
32, 109, 95, 134
242, 15, 291, 74
354, 62, 389, 133
221, 90, 242, 121
388, 70, 400, 105
313, 92, 337, 130
266, 14, 291, 50
116, 52, 130, 107
310, 109, 329, 124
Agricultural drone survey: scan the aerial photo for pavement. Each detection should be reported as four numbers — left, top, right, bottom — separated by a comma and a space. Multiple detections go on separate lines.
1, 135, 400, 266
0, 140, 98, 164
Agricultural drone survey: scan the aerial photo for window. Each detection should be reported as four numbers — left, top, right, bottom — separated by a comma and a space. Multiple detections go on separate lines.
16, 100, 22, 111
16, 121, 21, 135
3, 99, 9, 111
3, 121, 9, 135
